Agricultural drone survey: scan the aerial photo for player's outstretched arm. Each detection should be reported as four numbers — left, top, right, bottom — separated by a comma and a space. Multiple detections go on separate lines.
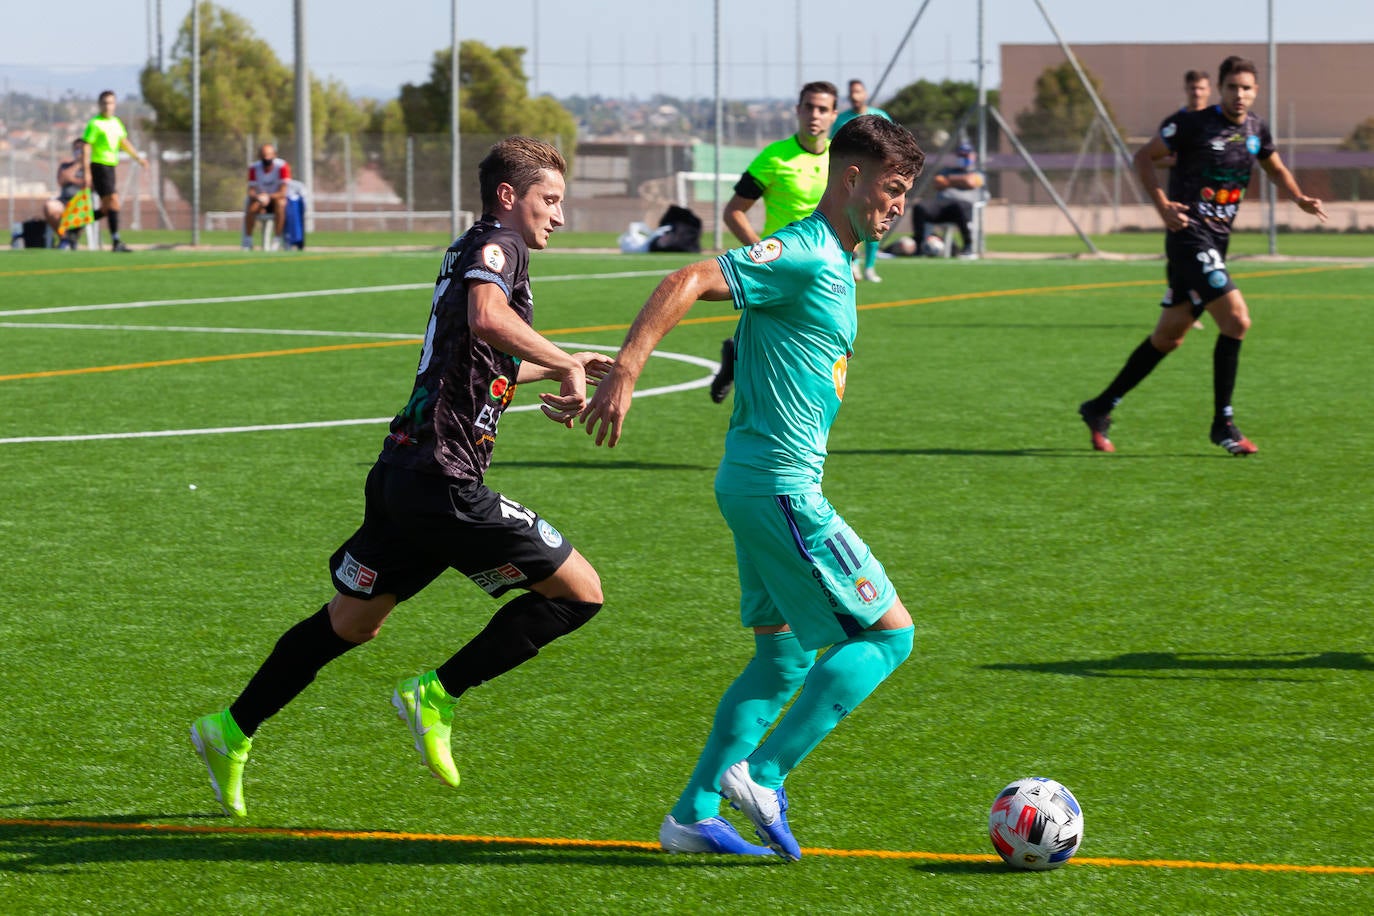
582, 259, 732, 448
469, 281, 587, 426
1260, 153, 1328, 222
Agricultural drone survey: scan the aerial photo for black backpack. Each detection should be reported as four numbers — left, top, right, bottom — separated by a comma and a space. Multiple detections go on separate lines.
648, 205, 702, 253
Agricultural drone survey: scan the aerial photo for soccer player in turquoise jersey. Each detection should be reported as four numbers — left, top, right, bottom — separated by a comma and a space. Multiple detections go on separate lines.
831, 79, 892, 282
710, 81, 839, 405
583, 116, 925, 860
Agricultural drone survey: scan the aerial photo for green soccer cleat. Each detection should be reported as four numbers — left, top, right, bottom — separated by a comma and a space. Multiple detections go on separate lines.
190, 709, 252, 818
392, 671, 460, 788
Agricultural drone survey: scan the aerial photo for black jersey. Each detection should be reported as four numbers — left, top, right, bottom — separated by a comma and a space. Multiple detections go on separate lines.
1159, 106, 1274, 240
381, 217, 532, 481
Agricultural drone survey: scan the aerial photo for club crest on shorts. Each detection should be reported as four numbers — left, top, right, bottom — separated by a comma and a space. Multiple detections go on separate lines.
855, 577, 879, 603
482, 243, 506, 273
336, 551, 378, 595
537, 519, 564, 548
747, 238, 783, 263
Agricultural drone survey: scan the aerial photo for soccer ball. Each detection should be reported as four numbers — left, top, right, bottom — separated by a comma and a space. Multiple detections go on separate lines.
920, 234, 946, 257
988, 777, 1083, 871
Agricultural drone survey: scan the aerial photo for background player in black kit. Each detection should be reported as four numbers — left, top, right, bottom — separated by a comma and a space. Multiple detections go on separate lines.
1078, 56, 1326, 455
191, 137, 613, 818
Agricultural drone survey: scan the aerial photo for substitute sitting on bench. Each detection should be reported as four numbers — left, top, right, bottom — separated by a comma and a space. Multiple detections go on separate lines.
243, 143, 292, 250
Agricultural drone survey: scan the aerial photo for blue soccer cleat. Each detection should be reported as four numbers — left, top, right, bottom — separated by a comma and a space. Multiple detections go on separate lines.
659, 814, 777, 856
718, 760, 802, 861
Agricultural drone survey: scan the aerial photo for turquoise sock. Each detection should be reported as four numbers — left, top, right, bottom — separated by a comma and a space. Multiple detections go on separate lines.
671, 631, 814, 823
749, 626, 913, 789
864, 240, 879, 271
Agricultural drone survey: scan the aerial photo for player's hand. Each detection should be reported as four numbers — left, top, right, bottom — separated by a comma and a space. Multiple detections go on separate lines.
572, 352, 615, 386
580, 366, 634, 447
1160, 200, 1189, 232
538, 365, 587, 428
1296, 195, 1328, 222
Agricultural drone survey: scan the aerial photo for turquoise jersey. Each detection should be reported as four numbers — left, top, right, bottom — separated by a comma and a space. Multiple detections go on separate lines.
831, 107, 892, 137
714, 212, 856, 496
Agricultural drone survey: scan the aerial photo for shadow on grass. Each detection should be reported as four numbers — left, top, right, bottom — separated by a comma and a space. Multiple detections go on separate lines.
0, 816, 778, 872
984, 651, 1374, 681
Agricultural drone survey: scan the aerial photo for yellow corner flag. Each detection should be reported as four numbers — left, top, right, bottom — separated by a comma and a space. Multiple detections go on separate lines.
58, 189, 94, 235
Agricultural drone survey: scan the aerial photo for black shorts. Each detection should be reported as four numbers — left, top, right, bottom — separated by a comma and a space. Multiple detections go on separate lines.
90, 163, 118, 198
329, 461, 574, 603
1162, 231, 1236, 315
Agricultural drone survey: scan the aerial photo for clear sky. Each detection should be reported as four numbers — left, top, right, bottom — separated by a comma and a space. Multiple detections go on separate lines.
2, 0, 1372, 103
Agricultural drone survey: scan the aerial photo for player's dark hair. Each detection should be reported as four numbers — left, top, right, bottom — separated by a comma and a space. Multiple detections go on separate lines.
1184, 70, 1209, 84
478, 136, 568, 213
830, 116, 925, 180
98, 90, 116, 104
848, 79, 866, 89
798, 81, 840, 106
1218, 56, 1256, 84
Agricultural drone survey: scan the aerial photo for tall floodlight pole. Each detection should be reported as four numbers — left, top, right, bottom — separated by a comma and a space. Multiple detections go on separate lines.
191, 1, 200, 245
713, 0, 724, 251
294, 0, 314, 233
1267, 0, 1277, 255
451, 0, 462, 239
157, 0, 164, 70
794, 0, 802, 88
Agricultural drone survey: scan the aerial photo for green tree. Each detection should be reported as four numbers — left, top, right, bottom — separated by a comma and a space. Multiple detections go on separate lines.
1340, 117, 1374, 200
1014, 61, 1119, 153
382, 41, 577, 213
883, 79, 1000, 153
139, 1, 370, 210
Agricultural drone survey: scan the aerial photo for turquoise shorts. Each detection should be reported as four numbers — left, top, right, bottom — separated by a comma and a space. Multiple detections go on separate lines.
716, 489, 898, 651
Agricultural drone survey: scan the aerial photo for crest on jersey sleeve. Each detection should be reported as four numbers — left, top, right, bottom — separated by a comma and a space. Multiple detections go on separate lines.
832, 354, 848, 400
1161, 122, 1177, 139
482, 243, 506, 273
1246, 135, 1261, 155
747, 238, 783, 263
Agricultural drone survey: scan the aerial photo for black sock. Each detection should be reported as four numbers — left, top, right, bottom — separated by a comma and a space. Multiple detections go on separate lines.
229, 605, 357, 737
435, 593, 601, 698
1091, 336, 1169, 411
107, 209, 120, 239
1213, 334, 1242, 423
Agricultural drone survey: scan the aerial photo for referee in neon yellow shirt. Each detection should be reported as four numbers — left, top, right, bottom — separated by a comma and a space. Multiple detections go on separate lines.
81, 90, 148, 252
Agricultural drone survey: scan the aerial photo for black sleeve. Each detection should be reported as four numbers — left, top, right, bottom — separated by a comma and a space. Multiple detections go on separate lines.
732, 171, 764, 200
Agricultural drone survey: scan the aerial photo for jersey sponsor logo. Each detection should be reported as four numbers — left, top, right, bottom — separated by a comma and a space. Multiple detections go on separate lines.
336, 551, 378, 595
1161, 122, 1178, 139
537, 519, 564, 549
1246, 135, 1262, 155
471, 562, 527, 595
489, 375, 512, 401
832, 355, 848, 400
855, 577, 879, 603
482, 243, 506, 273
747, 238, 783, 263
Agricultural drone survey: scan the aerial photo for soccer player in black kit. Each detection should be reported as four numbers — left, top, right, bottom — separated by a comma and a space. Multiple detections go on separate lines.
1078, 56, 1326, 455
191, 137, 613, 817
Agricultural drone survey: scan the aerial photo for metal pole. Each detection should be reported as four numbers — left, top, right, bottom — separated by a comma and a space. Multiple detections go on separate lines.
156, 0, 164, 71
988, 105, 1099, 254
294, 0, 314, 233
6, 80, 14, 233
1032, 0, 1133, 171
451, 0, 461, 239
406, 135, 415, 233
713, 0, 723, 250
191, 2, 200, 245
1267, 0, 1277, 254
870, 0, 935, 102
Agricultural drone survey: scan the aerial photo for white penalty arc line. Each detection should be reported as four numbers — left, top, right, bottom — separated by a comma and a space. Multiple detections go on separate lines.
0, 344, 720, 445
0, 270, 674, 318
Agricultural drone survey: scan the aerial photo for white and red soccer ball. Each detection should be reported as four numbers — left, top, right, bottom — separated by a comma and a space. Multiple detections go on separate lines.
988, 777, 1083, 871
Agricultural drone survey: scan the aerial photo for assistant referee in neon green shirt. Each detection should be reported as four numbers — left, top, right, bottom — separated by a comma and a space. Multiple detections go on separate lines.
81, 90, 148, 252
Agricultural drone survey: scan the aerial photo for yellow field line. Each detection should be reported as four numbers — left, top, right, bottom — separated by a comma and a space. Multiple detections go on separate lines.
4, 262, 1365, 383
0, 817, 1367, 874
0, 339, 421, 382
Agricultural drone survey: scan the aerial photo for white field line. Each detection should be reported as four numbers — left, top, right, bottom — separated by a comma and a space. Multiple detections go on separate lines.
0, 270, 673, 318
0, 344, 719, 445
